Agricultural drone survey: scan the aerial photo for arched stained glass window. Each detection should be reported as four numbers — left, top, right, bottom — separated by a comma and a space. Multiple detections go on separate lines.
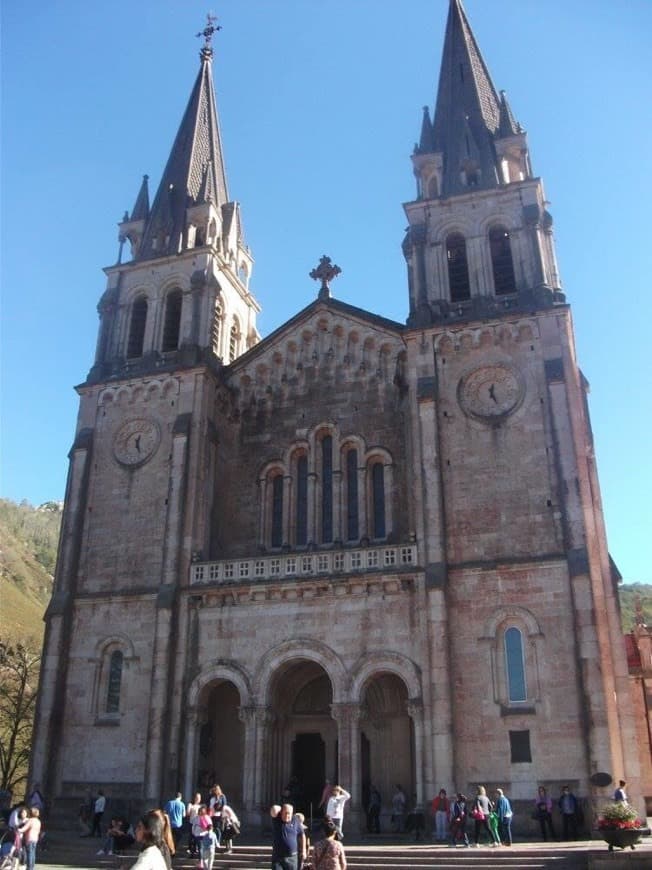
106, 650, 123, 714
211, 301, 223, 357
504, 627, 527, 702
346, 449, 359, 541
229, 320, 239, 363
296, 455, 308, 546
371, 462, 386, 539
446, 233, 471, 302
127, 297, 147, 358
162, 289, 182, 351
321, 436, 333, 543
271, 474, 283, 548
489, 226, 517, 295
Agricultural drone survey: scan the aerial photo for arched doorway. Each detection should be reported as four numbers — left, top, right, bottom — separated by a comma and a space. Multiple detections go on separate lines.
196, 680, 244, 806
360, 673, 414, 818
268, 660, 334, 816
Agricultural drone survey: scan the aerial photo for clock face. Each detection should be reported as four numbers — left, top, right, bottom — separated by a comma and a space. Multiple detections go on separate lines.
458, 364, 524, 422
113, 418, 161, 467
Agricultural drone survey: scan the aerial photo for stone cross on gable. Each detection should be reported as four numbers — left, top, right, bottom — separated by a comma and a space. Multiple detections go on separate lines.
310, 255, 342, 300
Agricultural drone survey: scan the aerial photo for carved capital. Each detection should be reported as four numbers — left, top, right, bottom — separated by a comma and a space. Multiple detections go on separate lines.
406, 698, 424, 721
330, 702, 362, 725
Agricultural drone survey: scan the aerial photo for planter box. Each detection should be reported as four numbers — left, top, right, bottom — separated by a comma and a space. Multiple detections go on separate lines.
597, 826, 650, 851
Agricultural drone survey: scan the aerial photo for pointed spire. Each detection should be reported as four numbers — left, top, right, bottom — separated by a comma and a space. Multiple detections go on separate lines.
497, 90, 520, 137
137, 19, 229, 260
130, 174, 150, 221
416, 106, 434, 154
431, 0, 503, 195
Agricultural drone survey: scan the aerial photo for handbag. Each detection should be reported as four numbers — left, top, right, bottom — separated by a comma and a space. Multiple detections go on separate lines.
471, 807, 485, 821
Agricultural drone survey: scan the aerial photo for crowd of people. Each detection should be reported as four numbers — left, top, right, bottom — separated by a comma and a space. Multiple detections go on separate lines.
0, 777, 631, 870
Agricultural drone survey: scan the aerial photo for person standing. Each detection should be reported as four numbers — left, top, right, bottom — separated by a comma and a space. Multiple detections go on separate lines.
91, 790, 106, 837
431, 789, 449, 842
128, 812, 168, 870
614, 780, 628, 803
449, 794, 469, 847
325, 786, 351, 839
534, 786, 555, 841
163, 793, 185, 849
558, 785, 578, 840
366, 786, 381, 834
391, 785, 406, 834
312, 819, 347, 869
18, 807, 41, 870
221, 804, 240, 855
270, 804, 306, 870
472, 786, 498, 846
186, 793, 202, 856
494, 788, 513, 846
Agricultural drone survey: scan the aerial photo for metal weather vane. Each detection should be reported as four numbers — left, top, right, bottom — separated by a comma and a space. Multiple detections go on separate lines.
197, 13, 222, 55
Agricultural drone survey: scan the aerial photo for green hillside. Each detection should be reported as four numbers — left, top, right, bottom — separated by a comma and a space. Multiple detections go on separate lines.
0, 499, 61, 646
619, 582, 652, 633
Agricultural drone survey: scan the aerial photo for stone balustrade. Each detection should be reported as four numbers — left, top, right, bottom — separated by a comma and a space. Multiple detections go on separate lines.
189, 543, 417, 586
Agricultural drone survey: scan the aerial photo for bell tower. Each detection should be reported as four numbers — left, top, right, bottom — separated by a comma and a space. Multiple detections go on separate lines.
404, 0, 564, 327
29, 17, 262, 808
90, 16, 259, 383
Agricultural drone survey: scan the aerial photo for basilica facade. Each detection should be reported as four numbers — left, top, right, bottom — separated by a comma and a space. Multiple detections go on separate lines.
31, 1, 644, 827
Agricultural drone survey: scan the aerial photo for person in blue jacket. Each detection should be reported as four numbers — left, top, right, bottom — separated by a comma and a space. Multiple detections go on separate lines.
494, 788, 513, 846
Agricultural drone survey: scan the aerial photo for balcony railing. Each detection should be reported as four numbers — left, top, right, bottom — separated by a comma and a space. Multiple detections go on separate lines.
189, 543, 418, 586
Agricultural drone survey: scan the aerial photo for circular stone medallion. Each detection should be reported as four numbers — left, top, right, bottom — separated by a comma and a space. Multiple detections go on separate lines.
113, 418, 161, 467
458, 363, 524, 422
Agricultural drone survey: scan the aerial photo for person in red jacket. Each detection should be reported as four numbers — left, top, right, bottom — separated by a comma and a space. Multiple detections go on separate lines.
431, 789, 449, 842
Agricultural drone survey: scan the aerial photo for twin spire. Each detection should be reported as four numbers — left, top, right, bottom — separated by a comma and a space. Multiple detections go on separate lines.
125, 15, 230, 261
125, 2, 528, 262
416, 0, 526, 197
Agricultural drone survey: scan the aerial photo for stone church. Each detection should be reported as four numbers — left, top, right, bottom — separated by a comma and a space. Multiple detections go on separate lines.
31, 0, 644, 827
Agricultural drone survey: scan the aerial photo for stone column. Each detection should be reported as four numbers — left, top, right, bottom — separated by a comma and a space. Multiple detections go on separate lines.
183, 706, 206, 798
406, 699, 425, 802
238, 707, 258, 812
254, 707, 275, 809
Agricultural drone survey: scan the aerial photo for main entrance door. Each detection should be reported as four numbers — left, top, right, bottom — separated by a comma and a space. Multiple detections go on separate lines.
268, 660, 335, 812
291, 733, 325, 815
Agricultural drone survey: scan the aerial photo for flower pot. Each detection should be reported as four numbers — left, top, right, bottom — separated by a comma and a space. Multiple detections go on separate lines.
598, 826, 650, 851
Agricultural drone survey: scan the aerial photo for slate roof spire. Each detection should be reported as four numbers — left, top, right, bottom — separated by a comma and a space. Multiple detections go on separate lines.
431, 0, 515, 196
136, 18, 229, 260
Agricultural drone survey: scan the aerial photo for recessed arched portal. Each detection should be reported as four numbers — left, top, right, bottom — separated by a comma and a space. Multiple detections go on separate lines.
268, 659, 334, 816
196, 680, 244, 807
360, 672, 414, 820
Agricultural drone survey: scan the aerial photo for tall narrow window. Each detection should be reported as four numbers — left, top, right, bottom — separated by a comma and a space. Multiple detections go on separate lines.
271, 475, 283, 548
346, 449, 359, 541
211, 302, 223, 357
371, 462, 386, 539
321, 436, 333, 543
446, 233, 471, 301
504, 627, 527, 702
127, 297, 147, 358
490, 226, 517, 295
162, 289, 182, 351
296, 455, 308, 546
106, 650, 123, 714
229, 319, 239, 362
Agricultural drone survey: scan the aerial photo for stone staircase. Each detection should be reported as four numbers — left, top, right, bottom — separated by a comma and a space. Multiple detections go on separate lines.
173, 843, 588, 870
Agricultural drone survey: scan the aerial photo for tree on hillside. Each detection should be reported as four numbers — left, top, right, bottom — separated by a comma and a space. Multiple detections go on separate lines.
0, 641, 41, 797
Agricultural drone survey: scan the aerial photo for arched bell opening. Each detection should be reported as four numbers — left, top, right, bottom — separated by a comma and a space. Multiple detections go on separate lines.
267, 659, 334, 817
359, 672, 414, 822
196, 680, 244, 807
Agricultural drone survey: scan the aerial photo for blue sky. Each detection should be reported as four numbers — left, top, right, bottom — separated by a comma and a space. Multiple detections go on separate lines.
2, 1, 651, 584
